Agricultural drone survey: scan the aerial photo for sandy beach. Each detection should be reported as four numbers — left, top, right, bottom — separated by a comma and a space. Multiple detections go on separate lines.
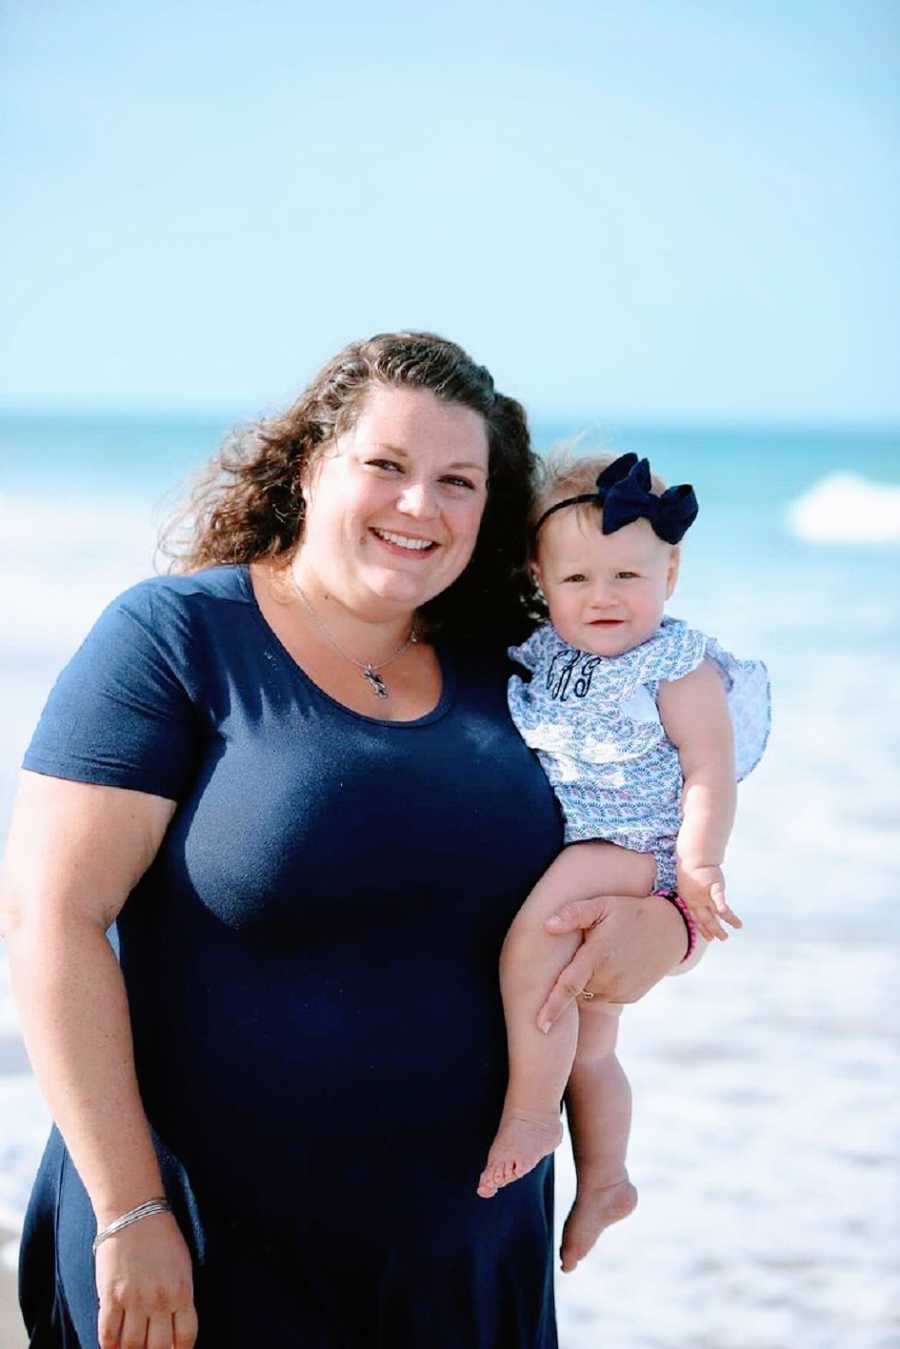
0, 1232, 27, 1348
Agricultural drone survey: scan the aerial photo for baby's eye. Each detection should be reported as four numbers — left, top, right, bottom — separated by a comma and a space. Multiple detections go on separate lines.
616, 571, 639, 580
562, 573, 587, 584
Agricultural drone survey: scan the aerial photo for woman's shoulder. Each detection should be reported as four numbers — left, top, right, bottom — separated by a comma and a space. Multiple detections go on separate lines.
95, 565, 254, 653
110, 563, 252, 618
55, 565, 255, 703
21, 569, 253, 798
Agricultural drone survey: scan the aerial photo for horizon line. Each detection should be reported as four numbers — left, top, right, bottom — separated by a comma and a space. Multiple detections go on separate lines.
2, 401, 899, 438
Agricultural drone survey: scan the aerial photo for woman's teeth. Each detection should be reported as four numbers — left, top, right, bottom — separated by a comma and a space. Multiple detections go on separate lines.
372, 528, 435, 551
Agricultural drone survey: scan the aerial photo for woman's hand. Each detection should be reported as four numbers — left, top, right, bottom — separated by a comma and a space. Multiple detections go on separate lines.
95, 1211, 198, 1349
536, 892, 691, 1031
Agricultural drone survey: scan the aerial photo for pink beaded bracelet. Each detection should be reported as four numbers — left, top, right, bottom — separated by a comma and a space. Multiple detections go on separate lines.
653, 889, 698, 962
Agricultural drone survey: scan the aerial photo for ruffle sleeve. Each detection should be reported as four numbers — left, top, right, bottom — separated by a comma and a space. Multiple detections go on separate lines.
702, 636, 771, 781
643, 619, 771, 782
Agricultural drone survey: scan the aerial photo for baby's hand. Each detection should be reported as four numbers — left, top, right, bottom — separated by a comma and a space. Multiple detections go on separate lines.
676, 864, 743, 942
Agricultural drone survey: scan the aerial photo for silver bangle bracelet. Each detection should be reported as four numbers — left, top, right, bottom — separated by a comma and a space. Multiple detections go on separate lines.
92, 1197, 172, 1255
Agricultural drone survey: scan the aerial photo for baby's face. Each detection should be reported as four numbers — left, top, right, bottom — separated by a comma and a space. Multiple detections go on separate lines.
534, 507, 679, 657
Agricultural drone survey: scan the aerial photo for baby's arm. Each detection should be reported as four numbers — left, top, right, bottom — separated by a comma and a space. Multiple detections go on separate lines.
657, 659, 739, 942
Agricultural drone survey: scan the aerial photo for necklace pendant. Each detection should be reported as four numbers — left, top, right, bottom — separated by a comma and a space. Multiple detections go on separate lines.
363, 666, 389, 699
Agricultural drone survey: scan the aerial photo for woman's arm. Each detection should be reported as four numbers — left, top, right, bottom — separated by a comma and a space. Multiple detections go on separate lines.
658, 660, 740, 941
1, 771, 198, 1349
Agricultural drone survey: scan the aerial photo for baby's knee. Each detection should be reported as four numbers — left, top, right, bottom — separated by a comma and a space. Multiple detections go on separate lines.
499, 909, 549, 967
498, 906, 581, 989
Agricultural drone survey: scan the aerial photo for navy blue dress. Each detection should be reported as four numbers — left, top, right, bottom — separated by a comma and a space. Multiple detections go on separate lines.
18, 565, 563, 1348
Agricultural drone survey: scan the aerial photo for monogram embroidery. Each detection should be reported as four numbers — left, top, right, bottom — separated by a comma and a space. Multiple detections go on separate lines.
508, 619, 770, 893
546, 650, 602, 702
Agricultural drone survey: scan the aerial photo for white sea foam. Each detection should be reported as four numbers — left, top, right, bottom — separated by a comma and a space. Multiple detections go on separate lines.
0, 491, 163, 659
786, 473, 900, 544
0, 1073, 49, 1240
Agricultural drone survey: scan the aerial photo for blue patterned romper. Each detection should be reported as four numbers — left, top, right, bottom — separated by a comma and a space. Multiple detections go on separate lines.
507, 617, 771, 888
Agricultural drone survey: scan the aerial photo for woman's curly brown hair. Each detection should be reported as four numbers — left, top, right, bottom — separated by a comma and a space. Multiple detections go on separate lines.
161, 331, 543, 642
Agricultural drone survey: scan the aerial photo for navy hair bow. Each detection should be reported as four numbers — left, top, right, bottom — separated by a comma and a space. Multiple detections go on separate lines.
534, 452, 698, 544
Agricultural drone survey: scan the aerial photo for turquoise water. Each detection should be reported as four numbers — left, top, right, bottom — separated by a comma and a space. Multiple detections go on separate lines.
3, 409, 898, 659
4, 409, 898, 498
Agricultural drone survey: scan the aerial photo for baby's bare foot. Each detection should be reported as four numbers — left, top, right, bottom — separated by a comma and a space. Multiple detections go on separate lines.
477, 1110, 563, 1198
560, 1174, 638, 1271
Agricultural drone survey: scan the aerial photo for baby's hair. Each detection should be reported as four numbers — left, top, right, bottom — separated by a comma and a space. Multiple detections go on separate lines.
531, 450, 669, 556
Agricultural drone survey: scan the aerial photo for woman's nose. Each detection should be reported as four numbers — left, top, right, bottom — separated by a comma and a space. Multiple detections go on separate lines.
396, 481, 439, 517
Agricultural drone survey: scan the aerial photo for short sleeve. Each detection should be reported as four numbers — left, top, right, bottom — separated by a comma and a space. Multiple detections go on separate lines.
22, 580, 203, 801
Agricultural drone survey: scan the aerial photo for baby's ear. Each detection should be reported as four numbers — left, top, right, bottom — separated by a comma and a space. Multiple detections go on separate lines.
528, 562, 547, 602
665, 545, 681, 598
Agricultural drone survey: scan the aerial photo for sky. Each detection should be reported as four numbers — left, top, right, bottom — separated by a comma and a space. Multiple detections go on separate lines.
2, 1, 899, 423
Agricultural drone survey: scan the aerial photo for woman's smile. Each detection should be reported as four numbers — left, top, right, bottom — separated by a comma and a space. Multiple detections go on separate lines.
369, 526, 440, 555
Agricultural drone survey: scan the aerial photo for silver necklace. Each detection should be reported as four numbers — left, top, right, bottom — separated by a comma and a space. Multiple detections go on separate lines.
293, 583, 417, 699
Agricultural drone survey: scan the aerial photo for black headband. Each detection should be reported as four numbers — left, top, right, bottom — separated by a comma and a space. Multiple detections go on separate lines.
533, 452, 698, 545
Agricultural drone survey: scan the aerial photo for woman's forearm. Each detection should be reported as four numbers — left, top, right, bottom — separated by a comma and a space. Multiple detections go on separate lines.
5, 913, 164, 1226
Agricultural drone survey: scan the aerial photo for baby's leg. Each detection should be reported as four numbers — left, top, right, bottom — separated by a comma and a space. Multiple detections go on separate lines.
477, 841, 655, 1198
559, 1004, 638, 1271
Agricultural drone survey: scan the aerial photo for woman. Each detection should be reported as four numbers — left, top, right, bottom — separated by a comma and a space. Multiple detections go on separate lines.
3, 332, 695, 1349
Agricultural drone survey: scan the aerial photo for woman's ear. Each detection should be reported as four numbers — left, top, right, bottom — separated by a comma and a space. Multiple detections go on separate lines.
665, 546, 681, 599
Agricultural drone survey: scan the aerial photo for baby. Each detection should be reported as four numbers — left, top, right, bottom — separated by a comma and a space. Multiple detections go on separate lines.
477, 452, 770, 1270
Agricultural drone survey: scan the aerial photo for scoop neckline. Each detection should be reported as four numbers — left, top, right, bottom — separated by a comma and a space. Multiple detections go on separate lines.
237, 563, 457, 729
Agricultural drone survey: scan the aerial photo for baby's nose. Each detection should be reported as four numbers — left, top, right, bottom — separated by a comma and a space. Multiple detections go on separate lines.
589, 583, 618, 607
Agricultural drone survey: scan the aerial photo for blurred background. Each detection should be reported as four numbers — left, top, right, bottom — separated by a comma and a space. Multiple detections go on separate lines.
2, 3, 898, 1346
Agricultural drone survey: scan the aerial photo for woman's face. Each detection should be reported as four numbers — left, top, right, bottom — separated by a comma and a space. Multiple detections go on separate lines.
295, 384, 490, 618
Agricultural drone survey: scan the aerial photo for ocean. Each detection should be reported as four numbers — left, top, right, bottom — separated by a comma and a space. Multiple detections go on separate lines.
1, 411, 898, 1347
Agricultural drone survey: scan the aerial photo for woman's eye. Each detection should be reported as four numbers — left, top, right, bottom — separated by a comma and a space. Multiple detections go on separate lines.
441, 476, 476, 490
367, 459, 402, 472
